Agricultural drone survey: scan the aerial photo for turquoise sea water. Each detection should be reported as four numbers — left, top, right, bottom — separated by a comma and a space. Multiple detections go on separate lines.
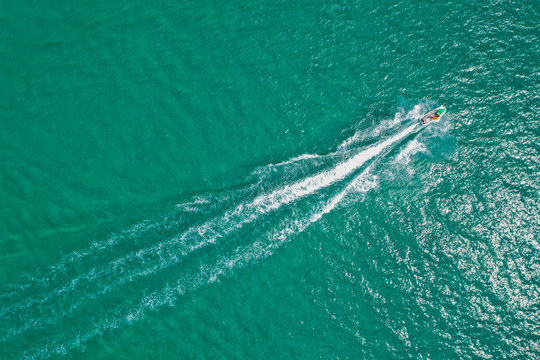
1, 0, 539, 358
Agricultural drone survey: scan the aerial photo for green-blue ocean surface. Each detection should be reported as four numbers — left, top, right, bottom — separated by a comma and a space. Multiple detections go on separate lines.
1, 0, 538, 359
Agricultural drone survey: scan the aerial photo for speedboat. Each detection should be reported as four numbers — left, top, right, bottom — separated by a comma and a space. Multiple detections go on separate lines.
420, 106, 446, 125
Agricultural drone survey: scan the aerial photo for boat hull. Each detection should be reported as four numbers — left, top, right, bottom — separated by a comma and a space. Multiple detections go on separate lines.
420, 106, 446, 125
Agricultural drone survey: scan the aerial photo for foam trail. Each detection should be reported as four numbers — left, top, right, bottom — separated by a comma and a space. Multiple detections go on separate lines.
175, 195, 211, 212
0, 219, 162, 301
3, 123, 420, 336
9, 123, 421, 356
25, 157, 385, 360
1, 188, 239, 302
1, 184, 267, 318
263, 163, 381, 258
247, 123, 418, 213
250, 106, 427, 178
338, 105, 426, 151
2, 106, 424, 302
250, 148, 351, 178
6, 124, 417, 316
253, 153, 321, 171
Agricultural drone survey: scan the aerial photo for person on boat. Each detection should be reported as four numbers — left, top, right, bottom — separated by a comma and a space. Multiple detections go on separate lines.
431, 108, 444, 119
